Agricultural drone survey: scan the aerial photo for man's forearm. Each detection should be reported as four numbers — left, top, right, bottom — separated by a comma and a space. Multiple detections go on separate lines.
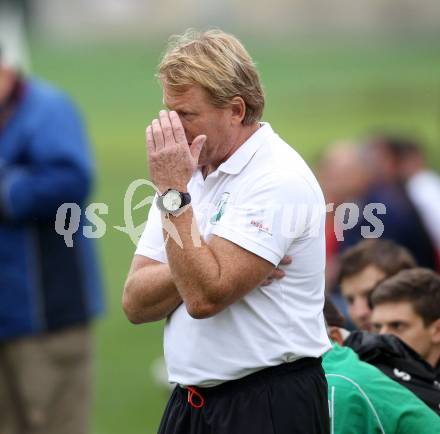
164, 207, 225, 317
123, 263, 182, 323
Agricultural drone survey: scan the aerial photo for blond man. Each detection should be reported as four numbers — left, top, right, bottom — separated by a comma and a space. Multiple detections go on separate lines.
123, 29, 331, 434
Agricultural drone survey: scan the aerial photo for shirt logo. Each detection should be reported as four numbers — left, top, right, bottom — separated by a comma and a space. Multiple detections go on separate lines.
393, 368, 411, 382
210, 192, 230, 225
250, 219, 273, 236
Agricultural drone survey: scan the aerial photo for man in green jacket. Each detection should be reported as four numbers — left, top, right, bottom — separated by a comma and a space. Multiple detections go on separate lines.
323, 299, 440, 434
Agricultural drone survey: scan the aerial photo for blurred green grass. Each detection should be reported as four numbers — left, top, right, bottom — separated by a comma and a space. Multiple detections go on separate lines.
31, 37, 440, 434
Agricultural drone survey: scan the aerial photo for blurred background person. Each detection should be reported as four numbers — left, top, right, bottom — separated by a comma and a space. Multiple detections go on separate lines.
337, 239, 416, 331
0, 4, 104, 434
353, 134, 438, 269
319, 134, 437, 327
317, 143, 372, 323
386, 136, 440, 267
323, 298, 440, 432
345, 267, 440, 414
317, 142, 371, 285
320, 136, 437, 282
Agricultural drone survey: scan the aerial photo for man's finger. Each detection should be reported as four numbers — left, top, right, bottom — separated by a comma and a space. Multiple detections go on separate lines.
146, 125, 155, 155
190, 135, 207, 162
279, 255, 292, 266
269, 268, 285, 280
152, 119, 165, 150
169, 111, 187, 145
262, 265, 287, 286
159, 110, 175, 145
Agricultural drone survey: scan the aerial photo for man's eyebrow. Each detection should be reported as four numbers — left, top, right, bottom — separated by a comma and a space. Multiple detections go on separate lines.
162, 101, 186, 112
389, 320, 407, 325
363, 286, 376, 294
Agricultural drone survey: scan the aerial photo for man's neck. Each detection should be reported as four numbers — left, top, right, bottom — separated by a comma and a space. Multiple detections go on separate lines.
202, 122, 260, 178
426, 346, 440, 369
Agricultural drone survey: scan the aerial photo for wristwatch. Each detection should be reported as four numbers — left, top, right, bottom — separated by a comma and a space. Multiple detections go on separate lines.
156, 189, 191, 215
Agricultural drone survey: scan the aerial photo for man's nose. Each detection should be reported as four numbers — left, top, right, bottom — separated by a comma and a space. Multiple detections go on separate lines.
378, 325, 388, 335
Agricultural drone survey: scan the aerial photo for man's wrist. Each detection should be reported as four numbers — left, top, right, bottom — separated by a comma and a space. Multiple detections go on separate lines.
156, 188, 191, 215
157, 186, 188, 195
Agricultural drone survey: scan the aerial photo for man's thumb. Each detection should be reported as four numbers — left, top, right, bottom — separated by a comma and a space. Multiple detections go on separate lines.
190, 135, 207, 161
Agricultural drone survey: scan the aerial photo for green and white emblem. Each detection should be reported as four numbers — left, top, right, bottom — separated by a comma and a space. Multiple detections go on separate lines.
210, 192, 230, 224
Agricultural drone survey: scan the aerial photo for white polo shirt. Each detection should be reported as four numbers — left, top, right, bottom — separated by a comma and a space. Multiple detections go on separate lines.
136, 123, 331, 387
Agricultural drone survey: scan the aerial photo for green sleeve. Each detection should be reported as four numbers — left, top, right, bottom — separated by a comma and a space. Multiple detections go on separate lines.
378, 375, 440, 434
327, 374, 389, 434
327, 372, 440, 434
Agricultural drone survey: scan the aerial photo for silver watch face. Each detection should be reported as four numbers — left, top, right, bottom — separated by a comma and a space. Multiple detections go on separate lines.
162, 190, 182, 212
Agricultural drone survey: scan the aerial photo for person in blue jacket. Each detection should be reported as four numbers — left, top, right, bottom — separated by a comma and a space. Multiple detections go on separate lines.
0, 39, 104, 434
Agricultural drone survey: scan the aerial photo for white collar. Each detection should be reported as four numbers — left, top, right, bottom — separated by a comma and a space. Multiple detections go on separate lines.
212, 122, 272, 176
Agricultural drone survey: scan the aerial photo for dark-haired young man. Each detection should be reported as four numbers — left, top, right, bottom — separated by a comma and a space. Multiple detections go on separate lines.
338, 239, 416, 331
322, 298, 440, 433
344, 268, 440, 414
366, 268, 440, 412
371, 268, 440, 367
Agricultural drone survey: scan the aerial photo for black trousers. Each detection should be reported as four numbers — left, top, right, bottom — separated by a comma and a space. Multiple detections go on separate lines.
158, 357, 330, 434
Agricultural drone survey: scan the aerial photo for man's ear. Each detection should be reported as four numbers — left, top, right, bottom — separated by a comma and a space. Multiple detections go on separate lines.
329, 326, 345, 346
230, 96, 246, 125
429, 318, 440, 344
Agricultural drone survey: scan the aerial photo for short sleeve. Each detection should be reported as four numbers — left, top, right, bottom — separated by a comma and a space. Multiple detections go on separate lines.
210, 171, 325, 266
135, 199, 167, 263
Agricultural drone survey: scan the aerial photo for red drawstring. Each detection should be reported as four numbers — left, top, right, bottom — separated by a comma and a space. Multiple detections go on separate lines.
187, 386, 205, 409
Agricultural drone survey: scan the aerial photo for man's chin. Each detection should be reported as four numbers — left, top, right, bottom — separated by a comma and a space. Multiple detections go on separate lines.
361, 322, 373, 332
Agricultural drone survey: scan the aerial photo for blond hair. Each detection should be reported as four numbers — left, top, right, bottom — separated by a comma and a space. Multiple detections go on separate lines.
157, 29, 264, 125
